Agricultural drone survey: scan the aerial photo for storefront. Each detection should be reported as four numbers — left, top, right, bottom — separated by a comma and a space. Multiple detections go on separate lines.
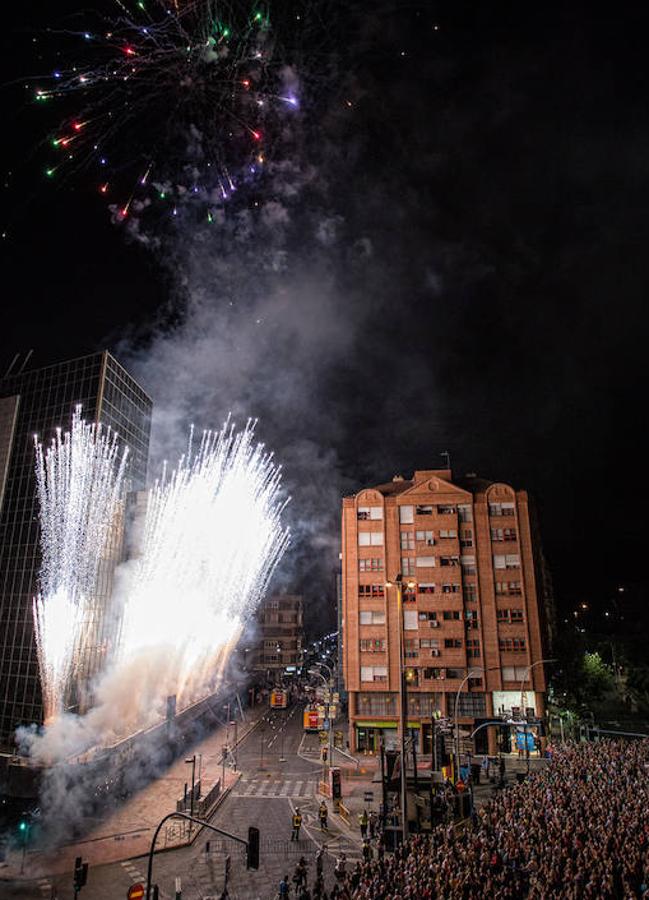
355, 720, 421, 753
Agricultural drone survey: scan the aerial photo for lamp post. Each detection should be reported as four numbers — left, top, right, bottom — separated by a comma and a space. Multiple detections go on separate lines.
453, 666, 500, 784
519, 658, 557, 770
185, 755, 196, 836
309, 666, 333, 785
311, 661, 336, 775
385, 574, 415, 842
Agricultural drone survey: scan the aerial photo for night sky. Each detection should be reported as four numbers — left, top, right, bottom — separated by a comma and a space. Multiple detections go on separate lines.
1, 2, 648, 632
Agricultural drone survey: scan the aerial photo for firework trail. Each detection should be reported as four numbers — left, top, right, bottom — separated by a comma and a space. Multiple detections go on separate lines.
34, 407, 129, 722
119, 418, 290, 710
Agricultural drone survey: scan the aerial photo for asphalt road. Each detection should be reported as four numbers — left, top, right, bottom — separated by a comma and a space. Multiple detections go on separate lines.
2, 704, 359, 900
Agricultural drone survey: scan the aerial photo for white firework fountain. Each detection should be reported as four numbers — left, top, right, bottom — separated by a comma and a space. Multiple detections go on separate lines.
33, 407, 129, 723
33, 409, 289, 744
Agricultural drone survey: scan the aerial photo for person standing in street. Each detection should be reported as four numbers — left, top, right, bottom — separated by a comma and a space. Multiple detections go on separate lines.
291, 808, 303, 841
279, 874, 290, 898
359, 808, 368, 838
319, 800, 329, 831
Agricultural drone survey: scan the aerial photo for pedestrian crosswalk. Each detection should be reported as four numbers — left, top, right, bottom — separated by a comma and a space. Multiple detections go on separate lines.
121, 859, 166, 898
232, 778, 317, 799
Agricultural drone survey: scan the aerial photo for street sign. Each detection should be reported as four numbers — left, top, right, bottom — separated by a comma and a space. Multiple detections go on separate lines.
363, 791, 374, 803
127, 885, 145, 900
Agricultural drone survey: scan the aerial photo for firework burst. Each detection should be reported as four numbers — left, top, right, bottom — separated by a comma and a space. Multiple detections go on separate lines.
33, 0, 311, 224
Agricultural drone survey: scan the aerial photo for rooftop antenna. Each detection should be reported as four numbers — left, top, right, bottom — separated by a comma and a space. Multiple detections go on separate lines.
440, 450, 451, 470
17, 350, 34, 374
3, 353, 20, 379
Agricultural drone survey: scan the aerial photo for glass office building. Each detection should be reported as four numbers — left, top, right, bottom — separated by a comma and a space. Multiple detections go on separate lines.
0, 352, 152, 747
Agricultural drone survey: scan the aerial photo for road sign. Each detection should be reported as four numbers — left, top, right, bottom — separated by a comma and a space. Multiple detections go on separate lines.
127, 885, 145, 900
363, 791, 374, 803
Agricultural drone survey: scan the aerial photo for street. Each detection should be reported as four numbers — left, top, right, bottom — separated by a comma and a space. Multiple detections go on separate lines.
1, 702, 361, 900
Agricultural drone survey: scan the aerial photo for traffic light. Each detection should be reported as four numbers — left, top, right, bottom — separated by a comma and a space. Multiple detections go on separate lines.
73, 856, 88, 893
18, 817, 28, 836
247, 826, 260, 870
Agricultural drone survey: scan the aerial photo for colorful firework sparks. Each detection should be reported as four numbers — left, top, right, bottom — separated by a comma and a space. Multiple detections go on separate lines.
33, 407, 129, 722
33, 1, 307, 221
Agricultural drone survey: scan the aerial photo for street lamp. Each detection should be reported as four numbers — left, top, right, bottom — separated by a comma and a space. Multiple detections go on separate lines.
453, 666, 500, 783
308, 666, 333, 783
518, 658, 556, 770
385, 574, 415, 841
185, 755, 196, 836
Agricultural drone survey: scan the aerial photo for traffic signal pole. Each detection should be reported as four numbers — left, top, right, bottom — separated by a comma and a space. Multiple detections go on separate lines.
145, 812, 257, 900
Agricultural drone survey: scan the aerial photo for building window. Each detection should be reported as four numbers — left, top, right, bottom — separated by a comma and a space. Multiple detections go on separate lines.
360, 639, 386, 652
510, 608, 524, 622
495, 580, 522, 595
359, 531, 384, 546
357, 506, 383, 521
408, 693, 441, 716
490, 502, 515, 517
504, 528, 517, 541
465, 610, 479, 629
496, 609, 509, 622
416, 555, 436, 568
419, 638, 439, 649
502, 666, 529, 681
357, 692, 396, 716
493, 554, 506, 569
400, 531, 415, 550
464, 584, 477, 601
440, 556, 459, 567
437, 505, 456, 515
505, 554, 520, 569
460, 530, 473, 548
401, 557, 415, 577
399, 505, 414, 524
415, 530, 434, 545
445, 668, 463, 680
456, 693, 486, 716
441, 584, 460, 593
416, 504, 433, 516
418, 582, 435, 594
491, 527, 504, 542
460, 555, 476, 574
444, 638, 462, 649
499, 638, 526, 651
466, 639, 480, 658
442, 610, 461, 621
439, 528, 457, 539
404, 639, 419, 659
359, 557, 384, 572
359, 611, 386, 625
361, 666, 388, 682
358, 584, 385, 598
458, 505, 472, 523
403, 586, 417, 602
418, 611, 437, 621
423, 668, 442, 680
403, 610, 418, 631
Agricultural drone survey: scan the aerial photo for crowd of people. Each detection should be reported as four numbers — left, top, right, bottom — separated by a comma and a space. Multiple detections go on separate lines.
281, 740, 649, 899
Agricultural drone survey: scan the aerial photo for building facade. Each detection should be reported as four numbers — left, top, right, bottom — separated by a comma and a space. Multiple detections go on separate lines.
342, 468, 553, 757
0, 352, 152, 746
251, 594, 304, 675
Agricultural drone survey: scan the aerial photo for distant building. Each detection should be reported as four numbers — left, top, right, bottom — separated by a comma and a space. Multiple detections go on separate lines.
0, 352, 152, 747
252, 594, 304, 675
341, 468, 554, 757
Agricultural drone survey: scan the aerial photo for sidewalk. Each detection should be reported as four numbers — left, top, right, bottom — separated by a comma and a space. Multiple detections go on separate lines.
1, 705, 266, 881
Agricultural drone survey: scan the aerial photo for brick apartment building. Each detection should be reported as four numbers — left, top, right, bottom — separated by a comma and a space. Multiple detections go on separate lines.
341, 468, 553, 757
251, 593, 304, 675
